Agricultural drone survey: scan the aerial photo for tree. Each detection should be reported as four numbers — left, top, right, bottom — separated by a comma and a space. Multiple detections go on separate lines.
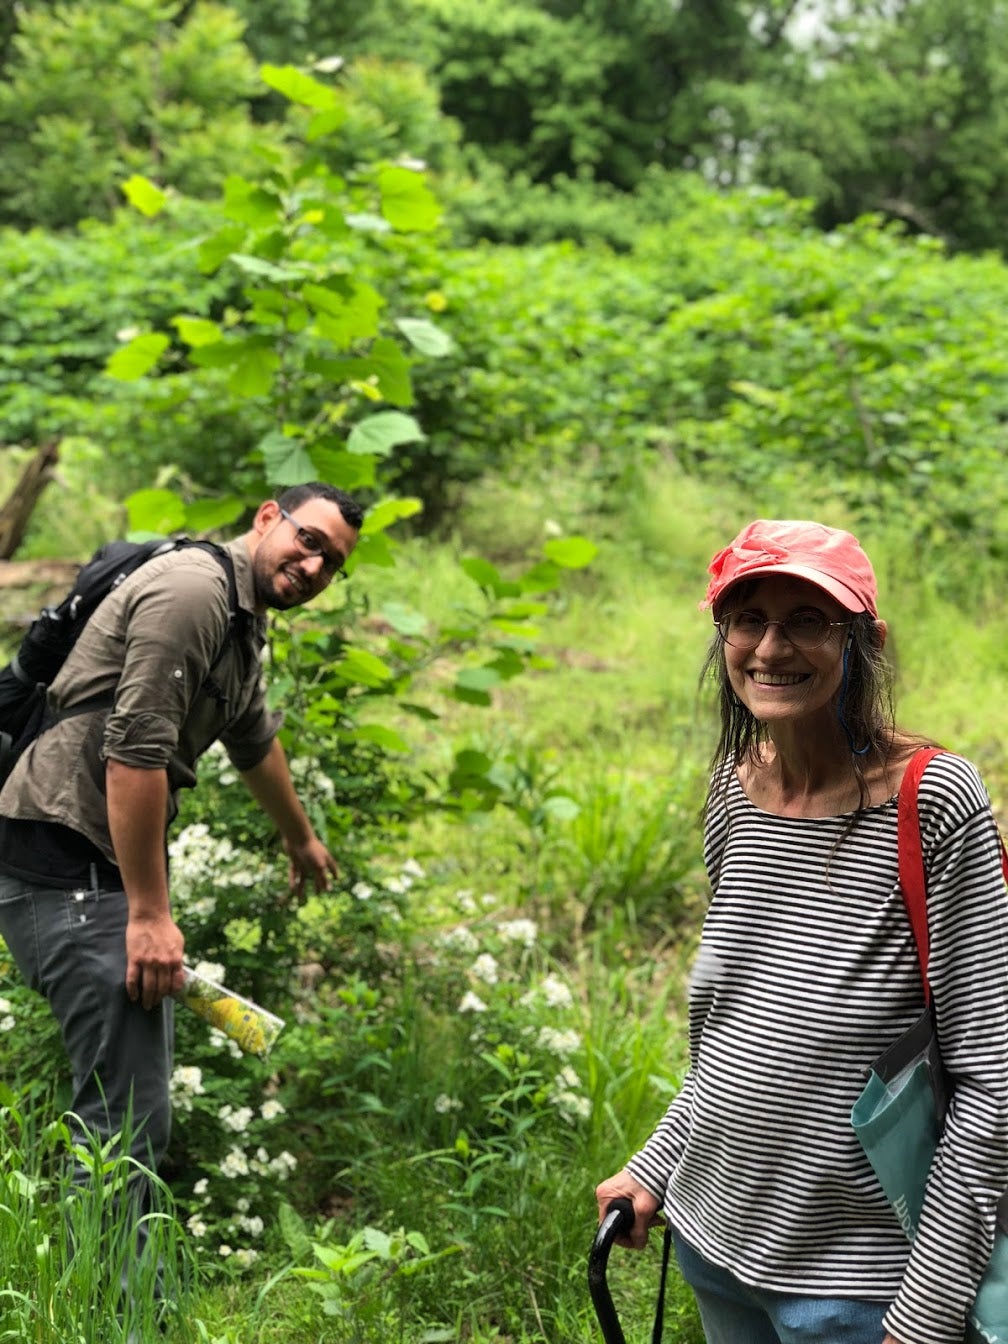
0, 0, 284, 228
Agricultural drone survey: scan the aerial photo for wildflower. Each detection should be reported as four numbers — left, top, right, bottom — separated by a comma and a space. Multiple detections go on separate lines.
218, 1244, 233, 1258
219, 1104, 254, 1133
170, 1066, 205, 1114
554, 1065, 582, 1090
186, 1215, 207, 1239
458, 991, 488, 1014
552, 1090, 592, 1124
219, 1148, 250, 1179
352, 881, 374, 901
537, 1026, 582, 1058
434, 1094, 463, 1114
498, 918, 538, 947
471, 953, 499, 985
455, 889, 476, 913
260, 1098, 286, 1121
0, 1015, 14, 1032
193, 961, 226, 985
193, 1178, 209, 1197
233, 1248, 260, 1268
236, 1214, 264, 1237
541, 974, 574, 1009
269, 1150, 298, 1176
401, 858, 425, 879
440, 926, 479, 954
385, 876, 408, 894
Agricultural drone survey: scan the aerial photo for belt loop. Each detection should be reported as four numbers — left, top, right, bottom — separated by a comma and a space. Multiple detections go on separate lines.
89, 861, 99, 897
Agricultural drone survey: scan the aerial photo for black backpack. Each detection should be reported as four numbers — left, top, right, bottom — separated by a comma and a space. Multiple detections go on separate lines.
0, 537, 238, 785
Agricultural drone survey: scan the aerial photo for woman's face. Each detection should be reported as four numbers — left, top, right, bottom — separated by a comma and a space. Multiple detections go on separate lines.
719, 576, 852, 728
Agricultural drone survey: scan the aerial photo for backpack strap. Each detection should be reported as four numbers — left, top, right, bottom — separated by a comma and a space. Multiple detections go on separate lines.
897, 746, 1008, 1003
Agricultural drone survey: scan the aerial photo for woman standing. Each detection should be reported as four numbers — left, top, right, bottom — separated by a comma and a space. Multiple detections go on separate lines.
595, 519, 1008, 1344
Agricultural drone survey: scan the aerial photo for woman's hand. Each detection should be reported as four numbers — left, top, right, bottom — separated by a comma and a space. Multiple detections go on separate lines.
595, 1170, 662, 1250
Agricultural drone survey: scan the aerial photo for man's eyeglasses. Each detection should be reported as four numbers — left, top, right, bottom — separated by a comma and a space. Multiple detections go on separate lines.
716, 609, 851, 651
278, 507, 346, 580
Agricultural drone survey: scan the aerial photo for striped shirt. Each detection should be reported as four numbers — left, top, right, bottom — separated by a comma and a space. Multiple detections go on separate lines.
626, 752, 1008, 1344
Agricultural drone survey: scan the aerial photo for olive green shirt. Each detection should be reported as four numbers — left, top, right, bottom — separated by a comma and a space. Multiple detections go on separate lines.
0, 538, 280, 866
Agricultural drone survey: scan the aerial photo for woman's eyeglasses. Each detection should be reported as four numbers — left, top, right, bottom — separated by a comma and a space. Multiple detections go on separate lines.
278, 507, 346, 580
716, 609, 851, 651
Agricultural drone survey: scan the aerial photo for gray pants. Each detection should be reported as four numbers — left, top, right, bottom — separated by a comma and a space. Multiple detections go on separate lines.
0, 872, 173, 1263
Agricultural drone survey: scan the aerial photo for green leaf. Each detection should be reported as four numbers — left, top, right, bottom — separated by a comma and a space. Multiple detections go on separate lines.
121, 175, 167, 218
306, 447, 378, 492
182, 497, 245, 532
228, 341, 281, 397
347, 532, 395, 568
257, 430, 315, 483
197, 225, 247, 274
543, 536, 598, 568
379, 601, 427, 636
394, 318, 454, 357
347, 412, 425, 457
456, 667, 501, 692
378, 166, 440, 232
304, 280, 384, 346
353, 723, 410, 752
306, 107, 349, 142
125, 489, 185, 535
171, 315, 222, 348
260, 64, 337, 110
460, 556, 504, 594
361, 497, 423, 535
332, 649, 395, 688
105, 333, 170, 380
222, 176, 282, 228
229, 254, 303, 283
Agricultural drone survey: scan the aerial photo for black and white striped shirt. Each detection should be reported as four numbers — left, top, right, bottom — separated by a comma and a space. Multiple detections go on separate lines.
626, 752, 1008, 1344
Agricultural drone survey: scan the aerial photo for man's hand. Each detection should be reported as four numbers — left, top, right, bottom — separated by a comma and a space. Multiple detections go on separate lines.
595, 1170, 663, 1250
283, 834, 340, 897
125, 909, 185, 1011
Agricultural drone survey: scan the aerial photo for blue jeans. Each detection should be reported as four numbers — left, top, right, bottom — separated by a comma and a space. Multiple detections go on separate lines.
0, 873, 173, 1280
674, 1230, 890, 1344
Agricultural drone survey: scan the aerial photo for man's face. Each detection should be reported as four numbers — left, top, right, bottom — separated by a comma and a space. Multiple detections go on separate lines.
250, 498, 359, 612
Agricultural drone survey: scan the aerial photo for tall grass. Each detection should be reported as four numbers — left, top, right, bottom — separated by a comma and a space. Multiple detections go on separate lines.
0, 1087, 194, 1344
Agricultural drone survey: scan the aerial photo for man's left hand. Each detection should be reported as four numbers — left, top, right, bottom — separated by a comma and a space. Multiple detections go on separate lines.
283, 835, 339, 896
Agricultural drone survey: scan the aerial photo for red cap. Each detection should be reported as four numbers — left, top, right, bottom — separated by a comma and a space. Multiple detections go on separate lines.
702, 520, 879, 618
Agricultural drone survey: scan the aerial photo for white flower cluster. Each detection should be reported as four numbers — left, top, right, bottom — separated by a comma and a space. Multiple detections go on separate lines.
170, 1065, 206, 1114
0, 996, 15, 1033
536, 1026, 582, 1058
434, 1094, 463, 1114
168, 822, 276, 914
549, 1066, 591, 1125
219, 1104, 255, 1134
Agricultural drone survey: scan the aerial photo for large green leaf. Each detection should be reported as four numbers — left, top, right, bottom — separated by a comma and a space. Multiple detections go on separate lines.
104, 333, 170, 381
361, 497, 423, 536
228, 341, 281, 397
394, 318, 454, 357
260, 64, 337, 111
183, 497, 245, 532
347, 412, 425, 457
125, 489, 185, 535
222, 176, 282, 228
172, 315, 222, 348
304, 280, 384, 347
257, 431, 315, 483
332, 648, 395, 688
121, 175, 167, 218
378, 167, 440, 232
543, 536, 598, 568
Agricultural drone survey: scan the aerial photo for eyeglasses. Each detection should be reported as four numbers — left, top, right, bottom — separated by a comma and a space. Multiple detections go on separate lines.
278, 507, 346, 580
716, 610, 851, 651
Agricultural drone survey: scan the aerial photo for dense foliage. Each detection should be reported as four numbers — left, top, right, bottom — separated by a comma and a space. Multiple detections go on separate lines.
2, 5, 1008, 1341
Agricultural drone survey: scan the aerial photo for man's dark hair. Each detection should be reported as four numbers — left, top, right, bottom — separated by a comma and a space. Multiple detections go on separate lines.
276, 482, 364, 532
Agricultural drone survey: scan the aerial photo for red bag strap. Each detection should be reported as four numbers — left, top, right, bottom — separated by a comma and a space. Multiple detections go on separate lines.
897, 746, 1008, 1006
